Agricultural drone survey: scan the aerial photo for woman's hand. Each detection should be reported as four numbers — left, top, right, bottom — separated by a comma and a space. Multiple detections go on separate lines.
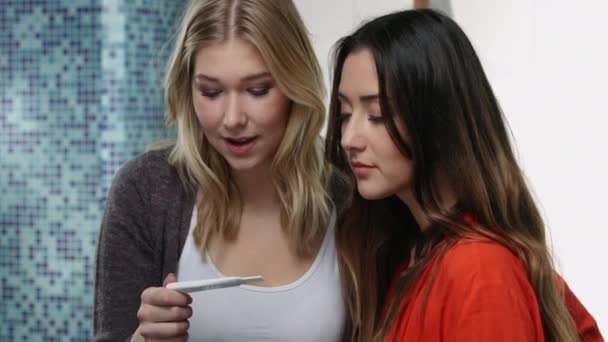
135, 273, 193, 342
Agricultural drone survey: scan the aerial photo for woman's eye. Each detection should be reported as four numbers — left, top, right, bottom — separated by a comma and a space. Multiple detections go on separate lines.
248, 87, 270, 97
368, 114, 384, 123
339, 112, 352, 122
200, 89, 221, 98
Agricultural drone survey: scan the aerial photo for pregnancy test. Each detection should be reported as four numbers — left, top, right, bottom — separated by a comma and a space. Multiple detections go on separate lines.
166, 276, 263, 293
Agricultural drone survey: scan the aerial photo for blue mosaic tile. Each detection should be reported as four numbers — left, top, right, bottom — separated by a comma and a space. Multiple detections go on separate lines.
0, 1, 185, 340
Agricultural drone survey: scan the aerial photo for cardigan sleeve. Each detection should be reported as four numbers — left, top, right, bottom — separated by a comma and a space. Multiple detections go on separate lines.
93, 156, 161, 342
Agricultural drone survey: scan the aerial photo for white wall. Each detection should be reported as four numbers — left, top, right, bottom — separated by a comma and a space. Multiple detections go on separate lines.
296, 0, 607, 332
454, 0, 608, 332
295, 0, 413, 86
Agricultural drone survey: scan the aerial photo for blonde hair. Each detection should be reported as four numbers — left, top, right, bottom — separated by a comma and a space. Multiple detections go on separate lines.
162, 0, 330, 256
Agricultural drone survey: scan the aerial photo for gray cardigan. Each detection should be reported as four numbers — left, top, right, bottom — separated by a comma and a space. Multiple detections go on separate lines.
94, 149, 195, 342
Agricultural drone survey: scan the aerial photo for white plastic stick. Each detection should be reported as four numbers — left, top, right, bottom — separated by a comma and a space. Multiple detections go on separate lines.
166, 276, 263, 293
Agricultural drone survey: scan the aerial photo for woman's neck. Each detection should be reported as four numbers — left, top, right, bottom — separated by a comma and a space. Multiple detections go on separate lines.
397, 185, 457, 231
232, 165, 281, 212
398, 191, 430, 229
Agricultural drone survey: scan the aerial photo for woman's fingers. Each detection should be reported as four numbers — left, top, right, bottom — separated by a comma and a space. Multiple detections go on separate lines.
146, 337, 189, 342
137, 303, 192, 323
136, 276, 193, 341
139, 320, 190, 340
141, 286, 192, 307
163, 273, 177, 287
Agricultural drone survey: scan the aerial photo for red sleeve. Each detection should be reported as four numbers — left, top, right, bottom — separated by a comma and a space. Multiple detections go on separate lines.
439, 242, 545, 342
556, 275, 605, 342
445, 282, 543, 341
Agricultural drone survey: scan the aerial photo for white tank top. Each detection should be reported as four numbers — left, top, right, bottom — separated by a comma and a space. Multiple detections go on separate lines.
177, 207, 346, 341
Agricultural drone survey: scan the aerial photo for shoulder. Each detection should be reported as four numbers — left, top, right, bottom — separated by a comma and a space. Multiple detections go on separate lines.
437, 238, 530, 287
420, 240, 545, 341
429, 239, 540, 321
114, 148, 173, 183
106, 147, 191, 211
101, 147, 194, 251
111, 147, 183, 192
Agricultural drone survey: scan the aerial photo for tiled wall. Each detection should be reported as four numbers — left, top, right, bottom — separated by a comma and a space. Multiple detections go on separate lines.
0, 1, 184, 340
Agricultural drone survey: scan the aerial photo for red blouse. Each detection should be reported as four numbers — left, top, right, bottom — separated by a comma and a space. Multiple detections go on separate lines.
386, 239, 604, 341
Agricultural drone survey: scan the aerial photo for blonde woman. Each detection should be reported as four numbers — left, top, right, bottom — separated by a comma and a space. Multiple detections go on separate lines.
94, 0, 345, 341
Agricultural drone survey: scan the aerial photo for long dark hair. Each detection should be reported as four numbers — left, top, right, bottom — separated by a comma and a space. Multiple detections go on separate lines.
326, 9, 578, 342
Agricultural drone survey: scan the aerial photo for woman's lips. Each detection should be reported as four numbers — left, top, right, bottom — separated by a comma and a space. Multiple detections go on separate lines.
350, 161, 374, 177
224, 136, 257, 155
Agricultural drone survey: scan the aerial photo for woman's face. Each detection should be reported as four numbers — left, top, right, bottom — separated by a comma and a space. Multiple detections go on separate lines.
191, 38, 290, 175
338, 48, 414, 201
